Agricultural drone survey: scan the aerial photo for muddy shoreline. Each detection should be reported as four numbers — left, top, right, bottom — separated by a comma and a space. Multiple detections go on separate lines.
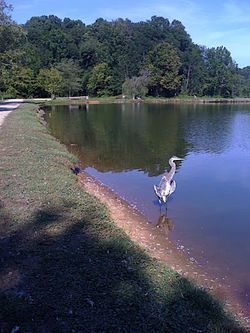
78, 171, 250, 327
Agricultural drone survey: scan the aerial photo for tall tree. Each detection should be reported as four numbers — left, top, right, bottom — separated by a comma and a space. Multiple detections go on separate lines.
0, 0, 26, 54
145, 42, 182, 97
0, 0, 27, 97
181, 45, 205, 96
56, 59, 82, 97
37, 68, 62, 98
87, 62, 112, 96
238, 66, 250, 97
122, 72, 150, 99
203, 46, 239, 97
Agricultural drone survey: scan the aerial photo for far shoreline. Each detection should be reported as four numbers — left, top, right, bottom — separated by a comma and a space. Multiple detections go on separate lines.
40, 96, 250, 106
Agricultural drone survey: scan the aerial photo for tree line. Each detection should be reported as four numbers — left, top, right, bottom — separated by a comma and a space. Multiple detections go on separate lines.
0, 0, 250, 99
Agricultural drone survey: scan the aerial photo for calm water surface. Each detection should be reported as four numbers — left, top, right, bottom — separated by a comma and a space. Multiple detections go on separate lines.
46, 103, 250, 309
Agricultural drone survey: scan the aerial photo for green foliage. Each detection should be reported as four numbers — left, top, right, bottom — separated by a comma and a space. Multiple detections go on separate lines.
202, 46, 239, 97
122, 73, 150, 99
145, 42, 182, 97
239, 66, 250, 97
12, 66, 36, 97
56, 59, 82, 97
0, 1, 248, 98
180, 44, 205, 96
0, 0, 26, 57
0, 1, 28, 98
0, 63, 37, 98
37, 67, 62, 97
24, 15, 86, 67
87, 62, 113, 96
0, 0, 12, 24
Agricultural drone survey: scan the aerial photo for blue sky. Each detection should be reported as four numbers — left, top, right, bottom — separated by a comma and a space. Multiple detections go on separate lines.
10, 0, 250, 68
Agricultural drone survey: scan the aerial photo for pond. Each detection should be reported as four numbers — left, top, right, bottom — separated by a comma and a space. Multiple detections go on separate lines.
45, 102, 250, 311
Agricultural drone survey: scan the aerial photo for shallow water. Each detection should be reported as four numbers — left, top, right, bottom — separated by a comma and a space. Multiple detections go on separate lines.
46, 103, 250, 310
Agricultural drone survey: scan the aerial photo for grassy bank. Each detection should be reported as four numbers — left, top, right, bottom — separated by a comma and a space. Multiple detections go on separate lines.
0, 103, 247, 332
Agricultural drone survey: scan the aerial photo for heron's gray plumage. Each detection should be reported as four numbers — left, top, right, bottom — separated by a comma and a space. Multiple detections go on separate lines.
154, 156, 183, 203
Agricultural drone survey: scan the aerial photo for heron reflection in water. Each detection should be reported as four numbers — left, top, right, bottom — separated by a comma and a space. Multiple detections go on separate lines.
154, 156, 183, 205
155, 212, 174, 236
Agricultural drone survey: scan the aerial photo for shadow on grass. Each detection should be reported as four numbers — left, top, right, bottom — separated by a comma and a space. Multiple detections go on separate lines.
0, 202, 247, 333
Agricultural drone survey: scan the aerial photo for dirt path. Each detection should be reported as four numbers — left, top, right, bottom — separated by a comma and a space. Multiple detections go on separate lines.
0, 100, 23, 127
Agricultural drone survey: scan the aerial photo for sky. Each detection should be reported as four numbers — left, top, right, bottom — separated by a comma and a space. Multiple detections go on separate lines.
10, 0, 250, 68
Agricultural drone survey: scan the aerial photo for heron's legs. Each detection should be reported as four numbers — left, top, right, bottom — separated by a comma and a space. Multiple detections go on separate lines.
159, 201, 168, 213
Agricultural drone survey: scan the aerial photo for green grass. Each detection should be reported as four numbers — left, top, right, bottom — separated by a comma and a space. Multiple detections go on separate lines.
0, 103, 248, 332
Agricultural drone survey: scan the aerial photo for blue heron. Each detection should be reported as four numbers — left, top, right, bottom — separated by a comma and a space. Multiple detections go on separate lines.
154, 156, 183, 203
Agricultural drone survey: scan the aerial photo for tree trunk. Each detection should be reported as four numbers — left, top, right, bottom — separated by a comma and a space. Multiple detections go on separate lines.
185, 64, 191, 91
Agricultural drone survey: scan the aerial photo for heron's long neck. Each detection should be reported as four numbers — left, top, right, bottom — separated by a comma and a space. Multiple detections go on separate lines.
168, 160, 176, 180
